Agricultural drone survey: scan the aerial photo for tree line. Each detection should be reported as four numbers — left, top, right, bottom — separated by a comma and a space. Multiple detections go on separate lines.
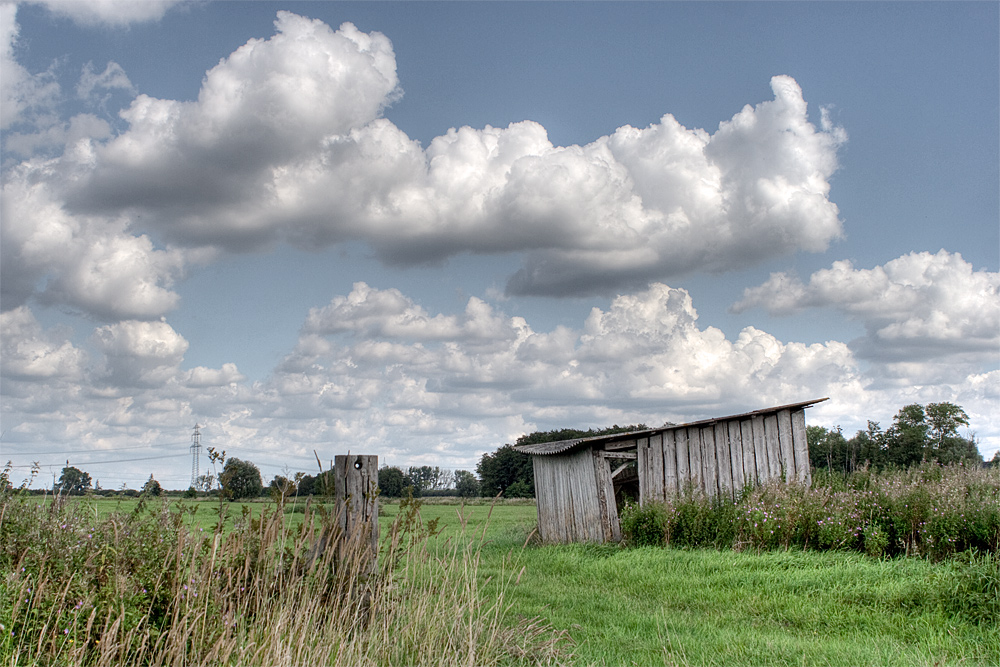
24, 402, 991, 501
807, 402, 989, 473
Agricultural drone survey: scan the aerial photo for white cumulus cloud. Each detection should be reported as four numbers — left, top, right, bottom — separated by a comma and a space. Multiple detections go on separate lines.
0, 306, 86, 380
731, 250, 1000, 366
91, 319, 189, 387
4, 11, 847, 309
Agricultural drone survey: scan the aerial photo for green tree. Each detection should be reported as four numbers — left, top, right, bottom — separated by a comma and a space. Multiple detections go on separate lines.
477, 445, 534, 497
268, 475, 296, 499
142, 474, 163, 497
55, 466, 91, 495
884, 402, 980, 467
807, 425, 848, 471
219, 458, 263, 500
454, 470, 480, 498
406, 465, 437, 493
925, 403, 979, 464
313, 470, 336, 497
378, 466, 406, 497
886, 404, 929, 467
297, 474, 316, 496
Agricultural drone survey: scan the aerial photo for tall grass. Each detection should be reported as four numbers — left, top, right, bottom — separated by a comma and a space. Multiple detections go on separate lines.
621, 463, 1000, 559
0, 472, 567, 666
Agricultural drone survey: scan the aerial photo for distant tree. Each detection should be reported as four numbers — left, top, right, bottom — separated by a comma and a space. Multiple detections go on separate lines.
436, 468, 454, 490
885, 403, 980, 467
142, 474, 163, 497
454, 470, 480, 498
378, 466, 406, 497
477, 445, 534, 497
807, 425, 847, 471
314, 470, 336, 497
219, 458, 263, 500
886, 404, 929, 467
184, 486, 198, 498
925, 403, 978, 464
504, 479, 533, 498
406, 466, 437, 493
989, 451, 1000, 469
809, 403, 981, 474
269, 475, 296, 500
297, 474, 316, 496
55, 466, 91, 495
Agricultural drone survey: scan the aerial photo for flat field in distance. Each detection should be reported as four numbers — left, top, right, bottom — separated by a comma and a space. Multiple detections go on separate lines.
55, 496, 539, 537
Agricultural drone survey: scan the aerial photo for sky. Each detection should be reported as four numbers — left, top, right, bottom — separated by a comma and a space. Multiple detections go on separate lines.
1, 0, 997, 491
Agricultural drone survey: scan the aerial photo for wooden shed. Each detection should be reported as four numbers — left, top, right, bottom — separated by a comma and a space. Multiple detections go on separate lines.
514, 398, 827, 544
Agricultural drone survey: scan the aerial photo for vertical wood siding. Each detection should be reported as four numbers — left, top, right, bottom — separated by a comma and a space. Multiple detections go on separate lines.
639, 408, 812, 504
534, 448, 606, 543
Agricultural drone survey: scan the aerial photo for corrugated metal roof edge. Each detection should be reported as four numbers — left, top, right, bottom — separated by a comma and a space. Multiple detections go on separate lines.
513, 398, 829, 456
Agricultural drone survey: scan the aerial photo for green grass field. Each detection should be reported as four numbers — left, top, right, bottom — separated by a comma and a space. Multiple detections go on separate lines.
5, 494, 997, 665
484, 544, 998, 665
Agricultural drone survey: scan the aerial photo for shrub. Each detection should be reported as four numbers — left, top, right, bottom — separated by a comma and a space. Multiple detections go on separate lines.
620, 501, 668, 547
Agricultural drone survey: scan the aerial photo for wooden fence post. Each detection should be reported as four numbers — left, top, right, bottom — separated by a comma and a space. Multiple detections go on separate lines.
334, 454, 379, 573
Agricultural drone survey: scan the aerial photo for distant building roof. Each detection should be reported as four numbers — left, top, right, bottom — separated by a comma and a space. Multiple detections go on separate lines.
513, 398, 828, 456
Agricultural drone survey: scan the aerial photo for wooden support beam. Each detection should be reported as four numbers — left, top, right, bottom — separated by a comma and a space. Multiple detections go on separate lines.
605, 439, 639, 451
601, 450, 638, 460
611, 462, 632, 479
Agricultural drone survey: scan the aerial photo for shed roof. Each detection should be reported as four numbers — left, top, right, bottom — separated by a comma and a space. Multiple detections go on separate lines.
513, 398, 828, 456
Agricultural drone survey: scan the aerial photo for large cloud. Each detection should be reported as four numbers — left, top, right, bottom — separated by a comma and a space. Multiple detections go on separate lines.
731, 251, 1000, 372
3, 11, 847, 318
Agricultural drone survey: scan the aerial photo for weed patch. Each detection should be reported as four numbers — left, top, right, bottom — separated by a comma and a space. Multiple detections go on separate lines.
0, 469, 567, 666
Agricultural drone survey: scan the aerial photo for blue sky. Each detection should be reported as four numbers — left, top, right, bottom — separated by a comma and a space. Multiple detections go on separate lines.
1, 1, 997, 490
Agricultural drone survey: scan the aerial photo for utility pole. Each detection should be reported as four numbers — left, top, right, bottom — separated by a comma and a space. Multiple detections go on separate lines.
190, 424, 202, 488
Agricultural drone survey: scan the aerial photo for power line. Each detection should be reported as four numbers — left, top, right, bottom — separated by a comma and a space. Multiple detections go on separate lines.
1, 441, 191, 457
5, 453, 190, 469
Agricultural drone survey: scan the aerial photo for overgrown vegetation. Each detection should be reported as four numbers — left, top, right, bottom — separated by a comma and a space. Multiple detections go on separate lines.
0, 465, 566, 666
620, 463, 999, 559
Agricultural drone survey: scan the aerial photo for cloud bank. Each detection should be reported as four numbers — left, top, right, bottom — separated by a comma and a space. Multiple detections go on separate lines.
3, 279, 995, 485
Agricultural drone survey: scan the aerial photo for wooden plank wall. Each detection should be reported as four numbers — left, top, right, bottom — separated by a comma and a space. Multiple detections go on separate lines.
639, 408, 811, 504
534, 448, 606, 543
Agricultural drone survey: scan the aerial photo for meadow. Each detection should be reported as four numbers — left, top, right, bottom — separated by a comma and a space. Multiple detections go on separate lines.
2, 465, 998, 666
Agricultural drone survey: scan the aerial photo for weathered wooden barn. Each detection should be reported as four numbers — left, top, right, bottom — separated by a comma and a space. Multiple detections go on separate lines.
514, 398, 827, 544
